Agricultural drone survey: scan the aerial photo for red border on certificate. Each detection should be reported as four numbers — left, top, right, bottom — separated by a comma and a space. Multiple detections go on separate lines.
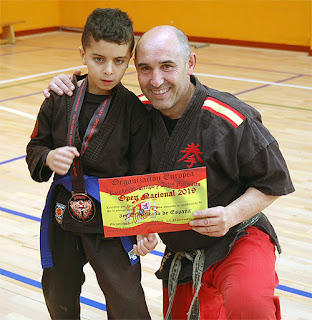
99, 167, 207, 237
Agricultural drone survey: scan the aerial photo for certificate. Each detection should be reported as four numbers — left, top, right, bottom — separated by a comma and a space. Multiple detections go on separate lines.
99, 167, 207, 237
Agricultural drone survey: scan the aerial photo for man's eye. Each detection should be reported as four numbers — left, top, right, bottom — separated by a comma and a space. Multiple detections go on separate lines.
162, 64, 173, 70
141, 66, 151, 72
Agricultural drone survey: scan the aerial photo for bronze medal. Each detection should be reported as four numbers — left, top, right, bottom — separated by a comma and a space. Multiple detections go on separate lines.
68, 193, 96, 222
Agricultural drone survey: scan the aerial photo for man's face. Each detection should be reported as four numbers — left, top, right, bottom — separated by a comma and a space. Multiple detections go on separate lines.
135, 33, 195, 119
80, 37, 131, 95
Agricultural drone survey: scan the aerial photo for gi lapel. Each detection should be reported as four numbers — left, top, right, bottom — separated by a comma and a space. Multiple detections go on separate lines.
65, 76, 85, 152
155, 76, 207, 172
65, 80, 123, 168
82, 83, 121, 167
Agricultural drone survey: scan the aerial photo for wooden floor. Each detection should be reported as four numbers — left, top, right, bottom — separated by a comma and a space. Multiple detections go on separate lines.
0, 31, 312, 319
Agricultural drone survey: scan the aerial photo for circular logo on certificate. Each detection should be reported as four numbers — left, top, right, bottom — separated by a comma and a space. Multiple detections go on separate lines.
68, 193, 96, 222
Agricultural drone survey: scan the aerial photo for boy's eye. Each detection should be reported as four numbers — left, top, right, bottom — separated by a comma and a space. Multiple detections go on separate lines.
115, 59, 124, 65
95, 57, 103, 63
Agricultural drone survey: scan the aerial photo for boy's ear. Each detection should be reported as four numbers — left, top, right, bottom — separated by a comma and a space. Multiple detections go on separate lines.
79, 46, 87, 65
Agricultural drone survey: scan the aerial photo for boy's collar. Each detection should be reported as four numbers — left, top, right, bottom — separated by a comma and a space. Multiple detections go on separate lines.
74, 74, 88, 88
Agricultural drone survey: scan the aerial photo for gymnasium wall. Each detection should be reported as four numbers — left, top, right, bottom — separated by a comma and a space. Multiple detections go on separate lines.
0, 0, 60, 35
1, 0, 311, 53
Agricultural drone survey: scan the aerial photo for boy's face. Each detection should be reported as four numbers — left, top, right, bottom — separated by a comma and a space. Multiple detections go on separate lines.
80, 37, 132, 95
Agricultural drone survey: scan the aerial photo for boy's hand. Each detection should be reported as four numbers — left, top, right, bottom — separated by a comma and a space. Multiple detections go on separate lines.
45, 146, 80, 175
43, 69, 81, 98
133, 233, 158, 256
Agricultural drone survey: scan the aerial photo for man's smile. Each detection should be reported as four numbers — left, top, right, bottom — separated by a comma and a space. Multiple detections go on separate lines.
150, 87, 170, 95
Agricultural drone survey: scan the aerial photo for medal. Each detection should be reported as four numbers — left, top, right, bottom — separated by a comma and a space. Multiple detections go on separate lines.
66, 76, 114, 223
68, 193, 96, 222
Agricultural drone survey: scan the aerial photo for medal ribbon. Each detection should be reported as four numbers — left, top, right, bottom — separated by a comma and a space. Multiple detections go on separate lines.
64, 79, 139, 265
67, 77, 113, 194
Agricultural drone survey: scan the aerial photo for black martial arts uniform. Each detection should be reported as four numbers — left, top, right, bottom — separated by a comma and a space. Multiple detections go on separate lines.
140, 75, 294, 319
26, 76, 151, 320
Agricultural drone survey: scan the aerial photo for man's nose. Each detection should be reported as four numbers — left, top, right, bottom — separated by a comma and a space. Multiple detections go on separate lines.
150, 69, 164, 88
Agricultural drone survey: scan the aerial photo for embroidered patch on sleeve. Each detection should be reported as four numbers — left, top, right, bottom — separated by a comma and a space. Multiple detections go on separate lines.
55, 202, 66, 224
202, 97, 246, 128
138, 94, 152, 105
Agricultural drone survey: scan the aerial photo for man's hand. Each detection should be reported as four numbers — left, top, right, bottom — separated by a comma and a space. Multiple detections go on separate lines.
189, 207, 232, 237
45, 146, 80, 175
133, 233, 158, 256
190, 187, 279, 237
43, 69, 81, 98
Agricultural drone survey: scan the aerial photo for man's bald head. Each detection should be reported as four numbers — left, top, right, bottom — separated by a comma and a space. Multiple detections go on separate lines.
135, 25, 191, 62
134, 25, 196, 119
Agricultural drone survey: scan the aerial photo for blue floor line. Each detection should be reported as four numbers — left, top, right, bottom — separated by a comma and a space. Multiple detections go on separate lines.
0, 268, 106, 311
0, 206, 41, 222
0, 155, 26, 166
0, 207, 163, 256
1, 204, 312, 300
277, 284, 312, 299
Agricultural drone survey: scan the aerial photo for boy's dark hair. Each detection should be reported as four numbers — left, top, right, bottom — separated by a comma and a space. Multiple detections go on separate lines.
82, 8, 134, 52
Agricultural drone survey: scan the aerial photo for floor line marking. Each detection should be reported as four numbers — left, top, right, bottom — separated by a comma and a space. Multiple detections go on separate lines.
0, 92, 42, 103
0, 105, 36, 120
0, 66, 86, 84
0, 155, 26, 166
1, 205, 311, 299
234, 74, 304, 96
193, 71, 312, 90
0, 205, 163, 255
0, 206, 40, 222
1, 65, 311, 90
199, 62, 312, 77
0, 268, 107, 311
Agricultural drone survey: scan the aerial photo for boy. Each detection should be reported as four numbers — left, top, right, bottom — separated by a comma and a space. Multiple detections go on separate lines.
26, 8, 157, 319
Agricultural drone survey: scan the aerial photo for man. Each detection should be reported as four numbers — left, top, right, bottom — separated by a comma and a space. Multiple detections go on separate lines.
45, 25, 294, 320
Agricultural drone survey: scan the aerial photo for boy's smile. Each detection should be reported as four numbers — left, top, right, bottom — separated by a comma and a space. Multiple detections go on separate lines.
80, 38, 132, 95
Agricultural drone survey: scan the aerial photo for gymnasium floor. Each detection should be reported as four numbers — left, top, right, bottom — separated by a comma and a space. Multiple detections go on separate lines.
0, 31, 312, 319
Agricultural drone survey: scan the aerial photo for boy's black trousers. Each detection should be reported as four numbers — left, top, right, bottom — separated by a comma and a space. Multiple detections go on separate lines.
42, 221, 151, 319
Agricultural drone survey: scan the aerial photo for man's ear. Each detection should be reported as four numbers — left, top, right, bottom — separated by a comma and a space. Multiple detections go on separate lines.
187, 53, 197, 75
79, 46, 86, 65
